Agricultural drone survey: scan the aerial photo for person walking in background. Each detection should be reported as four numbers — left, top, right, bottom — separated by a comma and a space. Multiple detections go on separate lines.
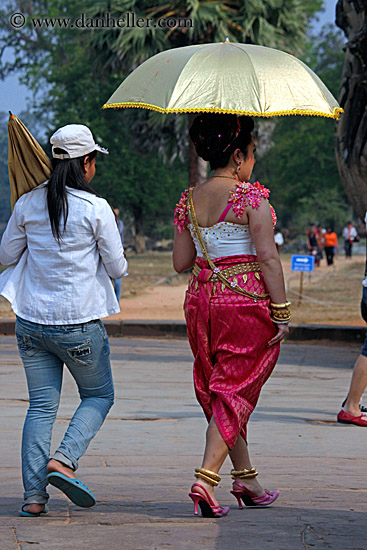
173, 114, 289, 518
323, 227, 338, 266
0, 124, 128, 516
315, 223, 324, 265
307, 224, 321, 266
112, 207, 125, 302
274, 227, 284, 253
338, 212, 367, 426
342, 221, 358, 258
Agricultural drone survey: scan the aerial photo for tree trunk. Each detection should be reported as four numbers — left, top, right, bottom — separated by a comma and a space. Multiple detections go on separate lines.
188, 113, 199, 187
133, 208, 145, 254
335, 0, 367, 221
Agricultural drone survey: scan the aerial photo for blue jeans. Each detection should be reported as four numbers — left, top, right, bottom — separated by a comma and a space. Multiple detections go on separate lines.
15, 316, 114, 504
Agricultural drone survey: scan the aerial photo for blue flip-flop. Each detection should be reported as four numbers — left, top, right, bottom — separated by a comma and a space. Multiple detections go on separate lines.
19, 504, 49, 517
46, 472, 96, 508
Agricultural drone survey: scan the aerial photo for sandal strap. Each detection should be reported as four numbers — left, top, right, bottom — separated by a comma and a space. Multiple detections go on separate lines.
191, 482, 218, 508
231, 467, 258, 479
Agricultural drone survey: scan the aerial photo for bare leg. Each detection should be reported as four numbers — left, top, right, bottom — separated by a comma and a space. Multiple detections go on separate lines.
343, 355, 367, 416
229, 436, 265, 496
194, 417, 228, 506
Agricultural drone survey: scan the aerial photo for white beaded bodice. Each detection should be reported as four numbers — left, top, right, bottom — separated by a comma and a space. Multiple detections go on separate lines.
188, 221, 256, 259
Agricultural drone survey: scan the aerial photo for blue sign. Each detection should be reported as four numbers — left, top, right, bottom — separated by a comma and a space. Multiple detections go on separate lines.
291, 255, 314, 272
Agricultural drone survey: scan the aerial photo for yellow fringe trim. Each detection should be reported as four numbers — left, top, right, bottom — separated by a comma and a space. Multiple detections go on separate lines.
102, 102, 343, 120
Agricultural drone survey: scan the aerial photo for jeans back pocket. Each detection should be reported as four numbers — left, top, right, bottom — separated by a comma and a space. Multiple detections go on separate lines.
16, 334, 39, 357
66, 339, 93, 365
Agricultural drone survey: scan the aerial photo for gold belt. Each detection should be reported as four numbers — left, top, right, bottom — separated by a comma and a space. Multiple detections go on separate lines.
193, 261, 261, 282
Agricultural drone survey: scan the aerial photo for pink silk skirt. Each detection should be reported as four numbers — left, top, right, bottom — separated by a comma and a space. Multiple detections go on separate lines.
184, 254, 280, 448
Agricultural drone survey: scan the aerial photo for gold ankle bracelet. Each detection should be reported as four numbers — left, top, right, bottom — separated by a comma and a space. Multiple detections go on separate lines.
195, 467, 221, 486
231, 467, 258, 480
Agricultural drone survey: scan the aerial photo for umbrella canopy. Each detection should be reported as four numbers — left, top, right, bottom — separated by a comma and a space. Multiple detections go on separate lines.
8, 113, 52, 210
103, 41, 342, 120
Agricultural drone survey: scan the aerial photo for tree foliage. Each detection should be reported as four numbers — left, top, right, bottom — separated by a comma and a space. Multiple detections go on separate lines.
0, 0, 327, 244
0, 0, 188, 249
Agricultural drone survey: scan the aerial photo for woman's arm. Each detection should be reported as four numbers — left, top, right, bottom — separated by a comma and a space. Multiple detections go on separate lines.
173, 227, 196, 273
247, 199, 289, 345
94, 201, 128, 279
0, 203, 27, 266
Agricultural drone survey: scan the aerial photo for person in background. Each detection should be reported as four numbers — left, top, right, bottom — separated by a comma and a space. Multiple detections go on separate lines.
274, 227, 284, 253
315, 223, 324, 266
307, 224, 320, 266
0, 124, 128, 516
112, 207, 125, 302
323, 227, 338, 266
337, 212, 367, 425
342, 221, 358, 258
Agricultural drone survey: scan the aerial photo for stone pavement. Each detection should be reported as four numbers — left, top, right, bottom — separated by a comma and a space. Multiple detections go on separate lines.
0, 335, 366, 550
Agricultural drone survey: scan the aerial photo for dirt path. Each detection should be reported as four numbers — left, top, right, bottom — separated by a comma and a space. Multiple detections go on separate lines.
108, 285, 187, 321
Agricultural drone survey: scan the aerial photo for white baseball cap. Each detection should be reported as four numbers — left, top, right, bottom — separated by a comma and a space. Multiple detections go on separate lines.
50, 124, 109, 159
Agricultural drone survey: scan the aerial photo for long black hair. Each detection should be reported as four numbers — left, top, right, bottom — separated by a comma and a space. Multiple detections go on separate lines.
189, 114, 254, 170
47, 148, 99, 242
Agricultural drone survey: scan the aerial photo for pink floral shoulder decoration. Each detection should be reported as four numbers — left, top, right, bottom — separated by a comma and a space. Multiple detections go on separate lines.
173, 187, 191, 233
229, 181, 277, 227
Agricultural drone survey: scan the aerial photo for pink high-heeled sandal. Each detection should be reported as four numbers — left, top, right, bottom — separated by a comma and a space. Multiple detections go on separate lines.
189, 468, 229, 518
189, 482, 229, 518
231, 480, 279, 509
230, 467, 279, 509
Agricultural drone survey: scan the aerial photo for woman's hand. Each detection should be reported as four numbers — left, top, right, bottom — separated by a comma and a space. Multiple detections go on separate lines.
266, 324, 289, 347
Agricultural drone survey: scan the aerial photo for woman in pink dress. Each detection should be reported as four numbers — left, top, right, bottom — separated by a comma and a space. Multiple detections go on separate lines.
173, 114, 290, 518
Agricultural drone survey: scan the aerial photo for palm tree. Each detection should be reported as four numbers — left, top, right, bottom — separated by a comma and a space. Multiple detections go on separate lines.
335, 0, 367, 220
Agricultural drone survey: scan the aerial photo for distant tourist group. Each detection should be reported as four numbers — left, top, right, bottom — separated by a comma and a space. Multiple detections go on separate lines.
306, 221, 360, 266
0, 117, 366, 521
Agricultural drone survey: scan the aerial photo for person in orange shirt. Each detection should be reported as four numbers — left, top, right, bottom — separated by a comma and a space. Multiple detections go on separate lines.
323, 227, 338, 266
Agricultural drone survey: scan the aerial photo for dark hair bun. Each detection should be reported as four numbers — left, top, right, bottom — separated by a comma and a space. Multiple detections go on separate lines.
189, 114, 254, 169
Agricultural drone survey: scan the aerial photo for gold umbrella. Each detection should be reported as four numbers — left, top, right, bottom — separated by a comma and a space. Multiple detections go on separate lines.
103, 40, 342, 119
8, 112, 52, 210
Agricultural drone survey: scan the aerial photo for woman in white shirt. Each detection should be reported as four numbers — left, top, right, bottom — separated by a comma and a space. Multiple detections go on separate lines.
173, 114, 289, 517
0, 125, 127, 516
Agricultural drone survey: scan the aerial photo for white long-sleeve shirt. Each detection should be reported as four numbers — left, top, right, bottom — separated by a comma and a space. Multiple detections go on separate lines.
0, 183, 128, 324
342, 225, 358, 241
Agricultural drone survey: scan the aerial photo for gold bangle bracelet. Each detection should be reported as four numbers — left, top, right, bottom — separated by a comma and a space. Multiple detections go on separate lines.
270, 301, 291, 309
271, 311, 291, 319
231, 467, 258, 479
271, 314, 291, 321
194, 467, 221, 482
271, 310, 290, 317
194, 472, 219, 486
